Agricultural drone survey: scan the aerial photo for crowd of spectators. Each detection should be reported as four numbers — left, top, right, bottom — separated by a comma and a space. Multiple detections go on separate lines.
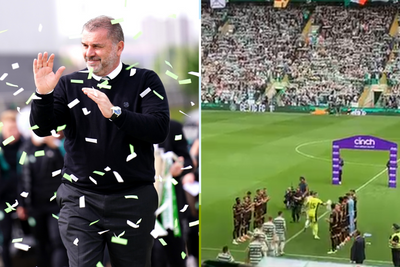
202, 3, 400, 108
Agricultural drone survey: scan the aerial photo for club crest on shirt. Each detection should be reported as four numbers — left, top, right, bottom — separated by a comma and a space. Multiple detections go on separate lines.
123, 102, 129, 108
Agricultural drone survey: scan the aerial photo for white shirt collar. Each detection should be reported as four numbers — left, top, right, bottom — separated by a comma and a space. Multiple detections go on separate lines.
92, 61, 123, 81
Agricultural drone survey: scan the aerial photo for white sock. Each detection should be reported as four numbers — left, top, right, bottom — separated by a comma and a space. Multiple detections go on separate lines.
280, 241, 285, 253
305, 219, 310, 228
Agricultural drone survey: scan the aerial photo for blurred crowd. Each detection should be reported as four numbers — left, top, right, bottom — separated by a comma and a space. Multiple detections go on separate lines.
202, 4, 400, 109
0, 107, 199, 267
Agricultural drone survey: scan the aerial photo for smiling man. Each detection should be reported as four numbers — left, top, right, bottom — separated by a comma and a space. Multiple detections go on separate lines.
30, 16, 170, 267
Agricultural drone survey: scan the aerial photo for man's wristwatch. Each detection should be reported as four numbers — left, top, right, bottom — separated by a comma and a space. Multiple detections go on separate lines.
110, 106, 122, 121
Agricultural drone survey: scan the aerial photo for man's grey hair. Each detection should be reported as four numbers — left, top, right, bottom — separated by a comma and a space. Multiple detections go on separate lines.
82, 15, 124, 44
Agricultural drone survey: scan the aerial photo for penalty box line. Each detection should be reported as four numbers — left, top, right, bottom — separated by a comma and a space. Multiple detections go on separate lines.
286, 161, 399, 244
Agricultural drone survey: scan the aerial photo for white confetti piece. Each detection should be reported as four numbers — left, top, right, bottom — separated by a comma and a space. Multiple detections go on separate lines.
51, 130, 60, 138
13, 88, 23, 96
117, 231, 125, 238
155, 202, 169, 217
73, 238, 79, 246
98, 230, 109, 235
150, 220, 168, 238
130, 68, 136, 76
14, 243, 31, 251
174, 135, 182, 141
171, 178, 178, 185
0, 73, 8, 81
104, 166, 111, 172
125, 195, 138, 199
180, 205, 188, 212
89, 176, 97, 185
17, 107, 21, 113
85, 138, 97, 144
11, 200, 18, 208
32, 95, 42, 100
188, 71, 199, 77
191, 101, 195, 106
50, 193, 57, 202
179, 110, 190, 117
113, 171, 124, 183
20, 192, 29, 198
126, 153, 137, 162
38, 24, 43, 32
52, 169, 61, 177
12, 63, 19, 69
79, 196, 85, 208
12, 238, 23, 243
136, 218, 142, 224
181, 165, 192, 170
70, 174, 78, 182
82, 108, 91, 115
140, 88, 151, 98
68, 99, 80, 109
127, 220, 139, 228
189, 220, 199, 227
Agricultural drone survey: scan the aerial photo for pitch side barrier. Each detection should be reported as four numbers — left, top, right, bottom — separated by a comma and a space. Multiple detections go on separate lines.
201, 103, 400, 116
202, 258, 383, 267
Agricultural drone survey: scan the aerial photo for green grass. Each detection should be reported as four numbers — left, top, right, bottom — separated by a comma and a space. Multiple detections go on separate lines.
201, 111, 400, 266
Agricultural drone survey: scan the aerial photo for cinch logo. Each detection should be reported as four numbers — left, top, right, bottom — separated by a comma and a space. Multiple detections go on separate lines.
333, 165, 339, 168
389, 180, 396, 183
333, 158, 339, 162
391, 147, 398, 151
333, 178, 339, 181
354, 138, 375, 146
333, 171, 339, 174
390, 167, 397, 171
333, 152, 339, 155
390, 174, 396, 177
391, 161, 397, 164
391, 154, 397, 158
333, 145, 339, 149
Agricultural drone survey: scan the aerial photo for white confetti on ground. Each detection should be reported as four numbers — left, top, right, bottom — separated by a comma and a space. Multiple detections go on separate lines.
113, 171, 124, 183
104, 166, 111, 172
14, 243, 31, 251
140, 88, 151, 98
11, 63, 19, 69
82, 108, 91, 115
51, 130, 60, 138
89, 176, 97, 185
13, 88, 24, 96
98, 230, 109, 235
73, 238, 79, 246
20, 192, 29, 198
180, 205, 188, 212
126, 153, 137, 162
0, 73, 8, 81
79, 196, 85, 208
130, 69, 136, 76
52, 169, 61, 177
68, 99, 80, 109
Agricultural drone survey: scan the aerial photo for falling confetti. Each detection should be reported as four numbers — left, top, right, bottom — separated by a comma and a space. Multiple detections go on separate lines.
189, 220, 199, 227
89, 220, 100, 226
174, 135, 182, 141
52, 169, 61, 177
79, 196, 85, 208
88, 68, 93, 79
111, 18, 124, 25
50, 192, 57, 202
89, 176, 97, 185
51, 130, 60, 138
124, 195, 138, 199
19, 152, 27, 165
111, 236, 128, 245
165, 61, 173, 69
97, 83, 111, 89
180, 205, 188, 212
125, 63, 139, 70
73, 238, 79, 246
52, 214, 59, 220
178, 79, 191, 85
181, 166, 193, 170
11, 63, 19, 69
127, 220, 140, 228
98, 230, 109, 235
113, 171, 124, 183
57, 124, 67, 131
63, 173, 72, 182
68, 99, 80, 109
181, 252, 186, 259
179, 110, 190, 117
93, 171, 105, 176
191, 102, 195, 106
29, 125, 39, 130
104, 166, 111, 172
6, 82, 18, 87
85, 138, 97, 144
12, 238, 23, 243
0, 30, 8, 34
3, 136, 15, 146
140, 88, 151, 98
71, 79, 84, 84
14, 243, 31, 251
130, 69, 136, 76
20, 192, 29, 198
0, 73, 8, 80
34, 150, 45, 157
159, 238, 167, 246
82, 108, 91, 115
96, 262, 104, 267
188, 71, 199, 77
153, 90, 164, 100
133, 31, 142, 40
171, 178, 178, 186
165, 70, 178, 80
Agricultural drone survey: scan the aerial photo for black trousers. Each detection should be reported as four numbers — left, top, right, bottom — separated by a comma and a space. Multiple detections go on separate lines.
31, 205, 68, 267
393, 249, 400, 267
151, 229, 186, 267
56, 182, 158, 267
0, 209, 12, 267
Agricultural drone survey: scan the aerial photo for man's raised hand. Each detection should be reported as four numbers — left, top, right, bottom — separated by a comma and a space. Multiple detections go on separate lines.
33, 52, 66, 94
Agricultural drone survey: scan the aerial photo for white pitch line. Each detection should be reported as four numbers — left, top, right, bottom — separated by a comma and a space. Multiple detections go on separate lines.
286, 162, 398, 244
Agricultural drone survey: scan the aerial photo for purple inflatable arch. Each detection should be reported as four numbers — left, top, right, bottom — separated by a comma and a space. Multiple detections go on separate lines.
332, 135, 397, 188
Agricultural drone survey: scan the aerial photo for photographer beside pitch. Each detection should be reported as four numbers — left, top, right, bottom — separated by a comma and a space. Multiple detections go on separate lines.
30, 16, 169, 267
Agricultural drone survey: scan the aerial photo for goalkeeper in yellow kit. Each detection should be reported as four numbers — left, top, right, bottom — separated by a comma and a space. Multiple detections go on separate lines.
304, 191, 327, 239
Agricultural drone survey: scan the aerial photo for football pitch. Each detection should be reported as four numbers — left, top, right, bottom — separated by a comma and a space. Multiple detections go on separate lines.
201, 111, 400, 266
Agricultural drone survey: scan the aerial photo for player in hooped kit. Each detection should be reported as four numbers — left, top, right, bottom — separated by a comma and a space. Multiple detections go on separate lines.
232, 197, 244, 245
273, 211, 287, 256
